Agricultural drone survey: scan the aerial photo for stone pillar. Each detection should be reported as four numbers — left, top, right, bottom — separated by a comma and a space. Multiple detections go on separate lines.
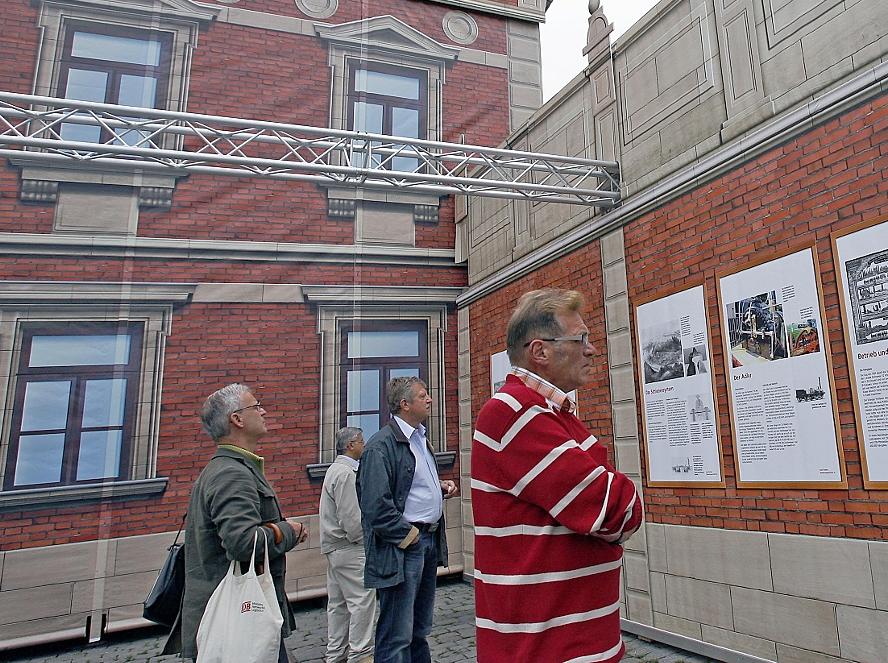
457, 305, 475, 575
600, 228, 653, 625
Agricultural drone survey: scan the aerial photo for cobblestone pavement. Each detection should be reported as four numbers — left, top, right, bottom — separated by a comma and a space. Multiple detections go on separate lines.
5, 578, 714, 662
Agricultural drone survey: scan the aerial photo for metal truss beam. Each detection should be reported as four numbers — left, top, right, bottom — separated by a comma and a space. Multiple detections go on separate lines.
0, 92, 621, 208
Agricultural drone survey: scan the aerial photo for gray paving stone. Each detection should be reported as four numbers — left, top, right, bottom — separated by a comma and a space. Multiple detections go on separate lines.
6, 578, 712, 662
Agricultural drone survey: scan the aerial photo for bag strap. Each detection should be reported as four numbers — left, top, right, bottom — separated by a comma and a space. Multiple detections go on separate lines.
171, 512, 187, 546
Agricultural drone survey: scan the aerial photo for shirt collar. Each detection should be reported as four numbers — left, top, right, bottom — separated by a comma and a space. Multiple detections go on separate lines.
511, 366, 576, 414
335, 454, 360, 471
218, 444, 265, 475
393, 415, 425, 442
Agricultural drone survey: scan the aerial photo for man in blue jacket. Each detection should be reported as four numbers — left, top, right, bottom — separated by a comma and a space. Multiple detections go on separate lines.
356, 377, 458, 663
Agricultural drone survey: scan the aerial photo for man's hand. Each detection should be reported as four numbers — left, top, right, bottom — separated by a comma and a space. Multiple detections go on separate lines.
440, 480, 458, 499
287, 518, 309, 544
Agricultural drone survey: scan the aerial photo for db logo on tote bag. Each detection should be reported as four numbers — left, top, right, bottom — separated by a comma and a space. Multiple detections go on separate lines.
196, 530, 284, 663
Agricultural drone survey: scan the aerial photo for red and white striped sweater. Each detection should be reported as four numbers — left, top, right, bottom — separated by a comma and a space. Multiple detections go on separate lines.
472, 374, 643, 663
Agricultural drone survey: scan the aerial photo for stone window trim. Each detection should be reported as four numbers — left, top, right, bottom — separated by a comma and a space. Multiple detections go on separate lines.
21, 0, 218, 204
316, 15, 457, 210
302, 284, 462, 465
0, 280, 195, 508
4, 320, 146, 491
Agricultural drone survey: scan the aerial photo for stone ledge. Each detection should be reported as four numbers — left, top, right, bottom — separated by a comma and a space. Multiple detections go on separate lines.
0, 478, 168, 511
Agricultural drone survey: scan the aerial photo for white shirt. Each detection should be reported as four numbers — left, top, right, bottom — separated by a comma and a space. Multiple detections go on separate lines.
394, 416, 443, 524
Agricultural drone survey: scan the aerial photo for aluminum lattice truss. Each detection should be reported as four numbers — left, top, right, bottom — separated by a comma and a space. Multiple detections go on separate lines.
0, 92, 620, 207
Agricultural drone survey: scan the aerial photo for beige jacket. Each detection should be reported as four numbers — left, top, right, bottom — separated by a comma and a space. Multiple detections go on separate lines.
319, 455, 363, 553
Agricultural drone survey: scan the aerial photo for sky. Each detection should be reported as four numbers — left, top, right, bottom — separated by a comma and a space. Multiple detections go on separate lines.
540, 0, 661, 101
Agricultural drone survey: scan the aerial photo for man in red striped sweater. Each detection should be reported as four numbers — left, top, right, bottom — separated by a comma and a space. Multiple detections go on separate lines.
472, 289, 643, 663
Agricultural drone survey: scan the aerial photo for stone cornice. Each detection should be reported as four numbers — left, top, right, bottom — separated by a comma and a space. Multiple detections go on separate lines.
301, 284, 463, 304
0, 280, 195, 304
457, 59, 888, 307
0, 233, 458, 266
39, 0, 221, 23
424, 0, 544, 22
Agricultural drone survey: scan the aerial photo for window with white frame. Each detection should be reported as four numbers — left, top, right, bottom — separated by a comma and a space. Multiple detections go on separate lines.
57, 23, 172, 145
4, 322, 143, 489
340, 321, 427, 438
0, 282, 192, 505
347, 62, 427, 173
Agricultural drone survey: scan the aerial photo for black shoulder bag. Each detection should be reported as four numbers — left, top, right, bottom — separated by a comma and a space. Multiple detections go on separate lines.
143, 514, 186, 627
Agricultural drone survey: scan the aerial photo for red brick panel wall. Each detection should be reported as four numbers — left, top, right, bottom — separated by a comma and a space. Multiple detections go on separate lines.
625, 94, 888, 540
469, 244, 618, 468
0, 300, 462, 550
0, 11, 512, 249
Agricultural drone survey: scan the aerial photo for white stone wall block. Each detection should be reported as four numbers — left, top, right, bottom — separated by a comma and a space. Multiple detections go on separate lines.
665, 575, 734, 629
623, 552, 650, 592
701, 624, 777, 660
646, 523, 667, 573
665, 524, 772, 590
653, 611, 702, 639
836, 605, 888, 663
769, 533, 875, 608
731, 586, 839, 654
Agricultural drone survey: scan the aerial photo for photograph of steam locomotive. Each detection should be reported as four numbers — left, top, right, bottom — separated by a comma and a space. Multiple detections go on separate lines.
725, 291, 790, 366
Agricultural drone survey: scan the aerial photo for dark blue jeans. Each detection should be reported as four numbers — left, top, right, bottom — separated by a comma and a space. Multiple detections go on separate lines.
374, 530, 438, 663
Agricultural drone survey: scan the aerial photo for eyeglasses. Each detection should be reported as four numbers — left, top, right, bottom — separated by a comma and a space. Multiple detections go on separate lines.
232, 401, 262, 414
523, 332, 591, 347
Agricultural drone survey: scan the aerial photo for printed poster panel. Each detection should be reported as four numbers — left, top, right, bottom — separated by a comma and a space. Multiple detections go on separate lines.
635, 285, 724, 486
834, 219, 888, 487
490, 350, 511, 395
718, 247, 845, 486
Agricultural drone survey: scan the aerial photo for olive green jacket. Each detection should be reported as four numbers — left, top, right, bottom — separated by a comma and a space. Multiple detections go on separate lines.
166, 446, 298, 658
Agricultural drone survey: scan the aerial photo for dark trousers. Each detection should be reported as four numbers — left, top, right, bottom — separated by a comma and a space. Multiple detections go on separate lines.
374, 530, 438, 663
278, 638, 291, 663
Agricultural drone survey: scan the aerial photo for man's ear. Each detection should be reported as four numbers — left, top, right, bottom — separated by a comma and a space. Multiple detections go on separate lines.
526, 339, 549, 365
229, 412, 245, 431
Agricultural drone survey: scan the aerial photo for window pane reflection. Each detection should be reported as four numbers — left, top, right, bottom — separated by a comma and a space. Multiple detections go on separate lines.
347, 414, 380, 439
347, 370, 379, 412
21, 381, 71, 432
83, 379, 127, 427
355, 69, 420, 100
30, 334, 131, 367
77, 430, 122, 480
65, 68, 107, 102
14, 434, 65, 486
390, 368, 420, 379
348, 331, 419, 358
72, 32, 162, 66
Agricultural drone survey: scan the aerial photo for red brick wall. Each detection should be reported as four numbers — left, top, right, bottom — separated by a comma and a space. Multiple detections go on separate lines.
469, 243, 618, 468
0, 301, 462, 550
624, 94, 888, 540
0, 6, 513, 249
468, 94, 888, 542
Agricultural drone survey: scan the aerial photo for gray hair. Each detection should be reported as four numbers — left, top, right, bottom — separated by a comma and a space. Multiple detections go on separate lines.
387, 376, 426, 415
506, 289, 584, 364
335, 426, 362, 454
201, 383, 252, 441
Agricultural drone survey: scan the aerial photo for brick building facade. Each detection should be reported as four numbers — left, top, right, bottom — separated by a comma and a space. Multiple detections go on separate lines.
0, 0, 545, 648
459, 1, 888, 661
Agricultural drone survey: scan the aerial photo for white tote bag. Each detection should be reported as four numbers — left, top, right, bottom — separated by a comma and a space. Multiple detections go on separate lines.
196, 530, 284, 663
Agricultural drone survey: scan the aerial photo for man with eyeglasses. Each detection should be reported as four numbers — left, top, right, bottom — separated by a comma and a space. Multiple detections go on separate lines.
472, 289, 643, 663
167, 383, 308, 662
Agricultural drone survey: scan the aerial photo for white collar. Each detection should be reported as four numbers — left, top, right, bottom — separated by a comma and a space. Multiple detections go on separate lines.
335, 454, 359, 471
394, 415, 425, 442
